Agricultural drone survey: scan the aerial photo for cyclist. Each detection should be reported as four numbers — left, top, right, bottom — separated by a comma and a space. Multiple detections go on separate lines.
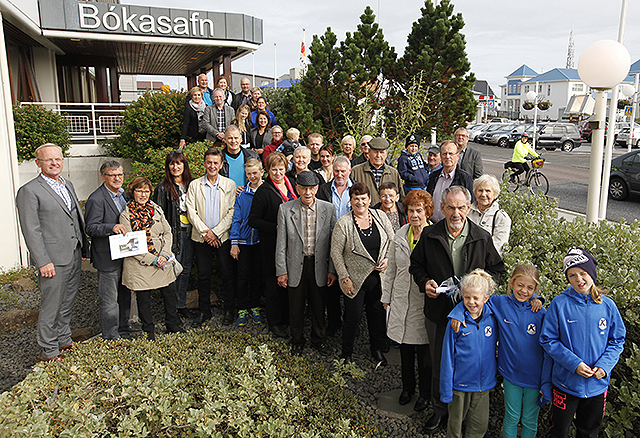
509, 132, 539, 182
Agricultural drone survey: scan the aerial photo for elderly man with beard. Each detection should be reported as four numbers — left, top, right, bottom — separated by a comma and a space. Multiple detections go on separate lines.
409, 185, 505, 434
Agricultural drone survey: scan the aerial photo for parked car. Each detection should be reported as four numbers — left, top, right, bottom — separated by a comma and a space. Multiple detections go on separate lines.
609, 150, 640, 200
483, 124, 517, 147
534, 122, 583, 152
476, 123, 509, 144
507, 124, 533, 147
579, 120, 592, 142
468, 124, 491, 142
614, 124, 640, 147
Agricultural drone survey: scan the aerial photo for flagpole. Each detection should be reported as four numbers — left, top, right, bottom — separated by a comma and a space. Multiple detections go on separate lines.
274, 43, 277, 89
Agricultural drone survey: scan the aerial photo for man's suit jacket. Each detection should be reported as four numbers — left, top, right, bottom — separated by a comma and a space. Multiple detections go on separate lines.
275, 199, 336, 288
458, 146, 483, 179
185, 175, 236, 244
16, 174, 88, 268
200, 104, 236, 142
85, 184, 125, 272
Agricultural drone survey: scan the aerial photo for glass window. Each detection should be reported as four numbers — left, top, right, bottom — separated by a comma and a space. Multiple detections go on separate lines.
524, 85, 530, 93
547, 85, 552, 96
572, 83, 584, 92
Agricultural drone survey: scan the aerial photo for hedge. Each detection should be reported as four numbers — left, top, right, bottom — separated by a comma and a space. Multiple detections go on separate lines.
13, 105, 70, 162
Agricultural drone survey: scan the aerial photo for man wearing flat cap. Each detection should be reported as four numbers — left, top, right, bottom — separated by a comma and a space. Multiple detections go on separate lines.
276, 171, 337, 357
351, 137, 404, 205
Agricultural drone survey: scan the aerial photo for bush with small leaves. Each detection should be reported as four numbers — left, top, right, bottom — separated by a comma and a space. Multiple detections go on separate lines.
13, 105, 70, 162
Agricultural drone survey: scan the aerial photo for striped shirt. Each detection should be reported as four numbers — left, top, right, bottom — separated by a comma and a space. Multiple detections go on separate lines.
41, 174, 72, 210
302, 202, 317, 256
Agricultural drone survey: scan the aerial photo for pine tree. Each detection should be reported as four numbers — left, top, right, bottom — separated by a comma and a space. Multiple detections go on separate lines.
393, 0, 477, 136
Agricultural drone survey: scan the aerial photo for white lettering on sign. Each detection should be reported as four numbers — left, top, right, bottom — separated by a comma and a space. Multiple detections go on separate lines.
78, 3, 217, 37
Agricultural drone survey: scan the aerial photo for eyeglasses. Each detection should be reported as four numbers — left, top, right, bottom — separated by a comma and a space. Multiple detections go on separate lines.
37, 158, 63, 164
360, 142, 369, 146
134, 190, 151, 194
104, 173, 124, 179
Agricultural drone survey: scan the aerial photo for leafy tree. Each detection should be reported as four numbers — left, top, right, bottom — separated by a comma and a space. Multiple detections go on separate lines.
277, 84, 323, 137
392, 0, 477, 137
13, 105, 70, 162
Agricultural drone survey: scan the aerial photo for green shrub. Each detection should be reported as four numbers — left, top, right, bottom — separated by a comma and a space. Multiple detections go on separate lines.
106, 90, 187, 161
499, 187, 640, 435
0, 330, 379, 437
13, 105, 70, 162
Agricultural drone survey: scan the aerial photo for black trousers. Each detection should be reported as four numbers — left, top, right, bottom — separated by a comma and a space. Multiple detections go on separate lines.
117, 281, 132, 330
400, 343, 432, 399
325, 281, 343, 328
136, 282, 182, 337
288, 256, 326, 347
194, 240, 237, 317
426, 317, 449, 417
341, 272, 385, 357
236, 243, 262, 310
548, 386, 606, 438
511, 161, 530, 178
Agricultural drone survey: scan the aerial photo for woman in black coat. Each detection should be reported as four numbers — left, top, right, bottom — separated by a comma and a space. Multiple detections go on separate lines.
179, 87, 206, 148
248, 152, 297, 338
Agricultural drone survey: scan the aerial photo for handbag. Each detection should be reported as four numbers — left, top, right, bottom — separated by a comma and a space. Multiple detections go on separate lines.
172, 259, 183, 277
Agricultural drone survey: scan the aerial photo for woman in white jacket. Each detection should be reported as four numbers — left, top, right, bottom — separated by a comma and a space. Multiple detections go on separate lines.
468, 174, 512, 255
381, 189, 434, 412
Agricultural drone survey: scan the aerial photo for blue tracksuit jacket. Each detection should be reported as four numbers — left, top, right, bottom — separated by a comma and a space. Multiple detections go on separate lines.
397, 150, 429, 190
230, 184, 260, 246
440, 301, 498, 404
539, 286, 626, 398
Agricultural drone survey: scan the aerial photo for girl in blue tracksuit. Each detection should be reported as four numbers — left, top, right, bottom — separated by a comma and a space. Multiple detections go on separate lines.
397, 134, 429, 192
540, 247, 626, 438
441, 269, 498, 438
450, 264, 551, 438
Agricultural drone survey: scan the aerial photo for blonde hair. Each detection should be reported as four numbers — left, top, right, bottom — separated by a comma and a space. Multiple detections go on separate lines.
507, 264, 540, 295
461, 268, 495, 297
589, 284, 605, 304
189, 86, 202, 97
35, 143, 62, 159
244, 158, 263, 171
286, 127, 300, 140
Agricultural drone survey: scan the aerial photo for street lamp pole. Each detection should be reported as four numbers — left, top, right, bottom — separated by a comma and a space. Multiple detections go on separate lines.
625, 74, 639, 153
526, 83, 539, 150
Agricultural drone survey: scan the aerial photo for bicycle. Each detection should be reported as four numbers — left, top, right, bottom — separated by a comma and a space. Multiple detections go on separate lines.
502, 157, 549, 196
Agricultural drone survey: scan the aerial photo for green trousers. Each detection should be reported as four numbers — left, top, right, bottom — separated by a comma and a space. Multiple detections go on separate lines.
447, 389, 491, 438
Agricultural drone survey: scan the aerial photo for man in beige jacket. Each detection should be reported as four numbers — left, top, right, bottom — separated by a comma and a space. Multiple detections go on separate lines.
186, 146, 237, 326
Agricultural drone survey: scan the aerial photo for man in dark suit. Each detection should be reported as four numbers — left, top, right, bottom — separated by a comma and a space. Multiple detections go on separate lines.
84, 160, 132, 340
455, 127, 483, 179
276, 171, 337, 357
232, 77, 252, 110
16, 143, 88, 361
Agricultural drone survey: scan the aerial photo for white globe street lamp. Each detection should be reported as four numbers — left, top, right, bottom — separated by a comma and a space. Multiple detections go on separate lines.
525, 85, 539, 149
577, 40, 630, 222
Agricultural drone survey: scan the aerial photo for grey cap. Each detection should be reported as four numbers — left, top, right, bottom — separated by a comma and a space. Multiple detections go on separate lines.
296, 171, 319, 187
369, 137, 390, 150
427, 145, 440, 154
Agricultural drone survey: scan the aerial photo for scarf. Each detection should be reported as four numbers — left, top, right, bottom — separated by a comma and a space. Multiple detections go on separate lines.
189, 99, 206, 121
271, 175, 297, 202
127, 200, 157, 255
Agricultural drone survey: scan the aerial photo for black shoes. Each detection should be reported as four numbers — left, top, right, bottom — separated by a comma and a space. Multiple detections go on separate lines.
291, 344, 304, 357
423, 412, 446, 433
372, 350, 387, 366
326, 323, 341, 337
193, 313, 211, 327
168, 326, 187, 334
312, 343, 332, 357
222, 310, 235, 326
414, 396, 429, 412
270, 325, 288, 338
399, 390, 414, 405
178, 308, 198, 319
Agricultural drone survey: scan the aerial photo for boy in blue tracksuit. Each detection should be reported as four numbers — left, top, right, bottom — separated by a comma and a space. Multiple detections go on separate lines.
441, 269, 498, 438
397, 134, 429, 192
540, 247, 625, 438
230, 158, 264, 326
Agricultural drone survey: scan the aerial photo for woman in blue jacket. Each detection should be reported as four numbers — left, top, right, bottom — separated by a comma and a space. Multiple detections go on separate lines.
540, 247, 626, 438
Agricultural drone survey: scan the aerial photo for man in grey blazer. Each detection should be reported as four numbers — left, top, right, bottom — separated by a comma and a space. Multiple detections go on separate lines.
455, 127, 483, 179
276, 171, 337, 357
84, 160, 132, 340
16, 143, 88, 361
200, 88, 236, 144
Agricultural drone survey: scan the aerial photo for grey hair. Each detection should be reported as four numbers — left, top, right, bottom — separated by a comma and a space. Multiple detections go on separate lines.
442, 185, 472, 205
225, 124, 241, 136
341, 135, 355, 145
333, 155, 351, 168
213, 88, 224, 95
360, 134, 373, 145
100, 160, 122, 175
473, 174, 501, 197
293, 146, 311, 158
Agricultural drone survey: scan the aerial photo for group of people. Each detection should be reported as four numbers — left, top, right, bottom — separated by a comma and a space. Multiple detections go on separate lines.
17, 99, 626, 438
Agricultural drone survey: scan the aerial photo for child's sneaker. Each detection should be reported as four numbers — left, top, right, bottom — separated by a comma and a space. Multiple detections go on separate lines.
237, 309, 249, 327
250, 307, 263, 324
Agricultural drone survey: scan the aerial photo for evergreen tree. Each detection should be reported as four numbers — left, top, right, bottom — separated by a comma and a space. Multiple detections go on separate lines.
393, 0, 477, 136
278, 84, 323, 136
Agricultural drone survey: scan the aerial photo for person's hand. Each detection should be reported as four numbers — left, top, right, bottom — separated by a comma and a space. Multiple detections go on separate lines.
230, 245, 240, 260
451, 318, 465, 333
112, 224, 126, 235
39, 262, 56, 278
157, 255, 168, 268
327, 272, 337, 287
236, 186, 244, 196
255, 148, 264, 155
575, 362, 595, 378
530, 298, 542, 312
204, 230, 221, 247
277, 274, 288, 288
592, 367, 607, 379
382, 302, 389, 311
341, 277, 356, 298
178, 139, 186, 149
216, 132, 225, 141
425, 279, 439, 299
375, 258, 388, 272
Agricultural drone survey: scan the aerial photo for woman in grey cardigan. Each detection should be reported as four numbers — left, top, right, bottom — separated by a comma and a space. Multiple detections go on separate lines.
331, 182, 395, 366
467, 174, 512, 256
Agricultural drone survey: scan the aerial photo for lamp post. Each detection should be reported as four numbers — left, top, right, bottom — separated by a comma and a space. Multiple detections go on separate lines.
577, 40, 631, 222
622, 79, 638, 152
525, 83, 539, 150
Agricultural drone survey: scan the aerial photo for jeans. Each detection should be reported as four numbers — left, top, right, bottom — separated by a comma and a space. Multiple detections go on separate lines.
97, 268, 129, 340
175, 228, 194, 309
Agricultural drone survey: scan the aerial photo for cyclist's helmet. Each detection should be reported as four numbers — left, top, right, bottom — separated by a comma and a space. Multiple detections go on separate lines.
521, 132, 529, 138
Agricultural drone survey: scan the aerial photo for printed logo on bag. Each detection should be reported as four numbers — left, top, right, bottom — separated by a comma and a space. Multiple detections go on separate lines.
527, 323, 536, 335
599, 318, 607, 330
484, 326, 492, 337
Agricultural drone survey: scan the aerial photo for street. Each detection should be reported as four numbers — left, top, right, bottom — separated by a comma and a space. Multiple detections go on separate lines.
472, 141, 640, 223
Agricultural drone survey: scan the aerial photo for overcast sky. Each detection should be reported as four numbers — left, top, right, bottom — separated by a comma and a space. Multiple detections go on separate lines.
131, 0, 640, 97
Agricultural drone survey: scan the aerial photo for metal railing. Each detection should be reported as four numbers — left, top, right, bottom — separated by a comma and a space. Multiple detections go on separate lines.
20, 102, 128, 146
